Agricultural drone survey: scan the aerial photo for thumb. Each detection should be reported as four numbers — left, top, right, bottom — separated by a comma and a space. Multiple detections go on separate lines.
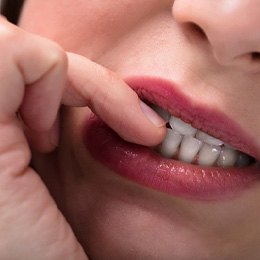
63, 52, 166, 146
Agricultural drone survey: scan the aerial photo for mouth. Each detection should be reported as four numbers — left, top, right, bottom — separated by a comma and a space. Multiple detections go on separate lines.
83, 76, 260, 201
149, 104, 256, 168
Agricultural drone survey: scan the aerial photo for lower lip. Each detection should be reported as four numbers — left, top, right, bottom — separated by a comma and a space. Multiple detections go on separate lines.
83, 116, 260, 201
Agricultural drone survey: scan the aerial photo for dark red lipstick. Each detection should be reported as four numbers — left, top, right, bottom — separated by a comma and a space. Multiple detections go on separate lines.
83, 76, 260, 201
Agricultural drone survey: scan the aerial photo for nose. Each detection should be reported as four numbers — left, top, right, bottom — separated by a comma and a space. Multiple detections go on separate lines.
173, 0, 260, 70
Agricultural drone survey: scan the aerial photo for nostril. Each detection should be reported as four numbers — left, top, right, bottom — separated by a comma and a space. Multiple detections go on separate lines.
234, 52, 260, 72
251, 52, 260, 62
187, 22, 208, 40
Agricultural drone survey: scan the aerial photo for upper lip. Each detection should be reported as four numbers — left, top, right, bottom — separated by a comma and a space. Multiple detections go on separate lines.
125, 76, 260, 161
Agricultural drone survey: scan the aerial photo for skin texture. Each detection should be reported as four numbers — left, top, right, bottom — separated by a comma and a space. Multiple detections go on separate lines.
0, 10, 165, 260
1, 0, 260, 259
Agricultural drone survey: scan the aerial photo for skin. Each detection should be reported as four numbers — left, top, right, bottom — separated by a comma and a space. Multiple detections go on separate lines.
0, 0, 260, 259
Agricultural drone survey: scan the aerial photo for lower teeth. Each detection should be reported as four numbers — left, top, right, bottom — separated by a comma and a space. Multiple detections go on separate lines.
151, 104, 255, 168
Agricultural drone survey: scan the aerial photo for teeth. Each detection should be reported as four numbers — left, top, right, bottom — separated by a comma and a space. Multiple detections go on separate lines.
217, 147, 238, 167
198, 144, 221, 166
159, 129, 183, 158
196, 131, 224, 146
148, 104, 255, 168
169, 116, 197, 136
236, 153, 253, 167
179, 136, 202, 163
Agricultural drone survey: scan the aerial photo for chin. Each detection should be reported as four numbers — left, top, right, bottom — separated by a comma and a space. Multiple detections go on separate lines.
33, 81, 260, 259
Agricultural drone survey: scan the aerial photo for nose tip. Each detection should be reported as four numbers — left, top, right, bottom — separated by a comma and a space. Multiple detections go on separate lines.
173, 0, 260, 71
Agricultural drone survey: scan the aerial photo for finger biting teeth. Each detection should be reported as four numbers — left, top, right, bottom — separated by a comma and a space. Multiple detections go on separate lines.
152, 104, 255, 168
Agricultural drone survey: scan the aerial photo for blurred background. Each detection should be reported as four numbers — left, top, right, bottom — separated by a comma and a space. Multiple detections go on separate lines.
1, 0, 25, 24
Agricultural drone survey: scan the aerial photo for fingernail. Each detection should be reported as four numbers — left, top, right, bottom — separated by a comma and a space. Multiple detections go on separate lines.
140, 101, 166, 127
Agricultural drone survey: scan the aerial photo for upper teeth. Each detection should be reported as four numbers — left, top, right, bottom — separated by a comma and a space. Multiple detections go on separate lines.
152, 104, 253, 168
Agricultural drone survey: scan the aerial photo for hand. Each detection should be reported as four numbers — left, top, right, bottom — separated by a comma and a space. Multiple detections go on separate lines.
0, 16, 165, 259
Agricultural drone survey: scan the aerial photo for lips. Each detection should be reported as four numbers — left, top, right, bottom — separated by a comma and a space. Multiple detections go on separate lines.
127, 77, 260, 160
83, 76, 260, 201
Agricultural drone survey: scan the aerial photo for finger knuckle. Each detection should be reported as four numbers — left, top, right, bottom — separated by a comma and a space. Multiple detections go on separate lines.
0, 19, 17, 44
102, 68, 120, 85
45, 42, 67, 69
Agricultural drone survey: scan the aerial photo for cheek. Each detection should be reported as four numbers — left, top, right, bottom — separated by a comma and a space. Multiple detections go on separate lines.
20, 1, 111, 56
20, 0, 155, 59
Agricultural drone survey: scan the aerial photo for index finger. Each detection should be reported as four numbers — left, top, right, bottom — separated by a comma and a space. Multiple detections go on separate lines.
63, 53, 166, 146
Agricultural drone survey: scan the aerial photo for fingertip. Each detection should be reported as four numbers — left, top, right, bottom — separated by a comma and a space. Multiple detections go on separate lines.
117, 107, 167, 147
131, 124, 166, 147
107, 94, 167, 147
153, 125, 167, 145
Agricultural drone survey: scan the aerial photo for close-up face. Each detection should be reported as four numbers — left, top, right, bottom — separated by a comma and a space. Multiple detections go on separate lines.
19, 1, 260, 259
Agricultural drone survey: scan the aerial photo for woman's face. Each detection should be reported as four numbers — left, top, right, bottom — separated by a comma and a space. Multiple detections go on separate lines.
20, 1, 260, 258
